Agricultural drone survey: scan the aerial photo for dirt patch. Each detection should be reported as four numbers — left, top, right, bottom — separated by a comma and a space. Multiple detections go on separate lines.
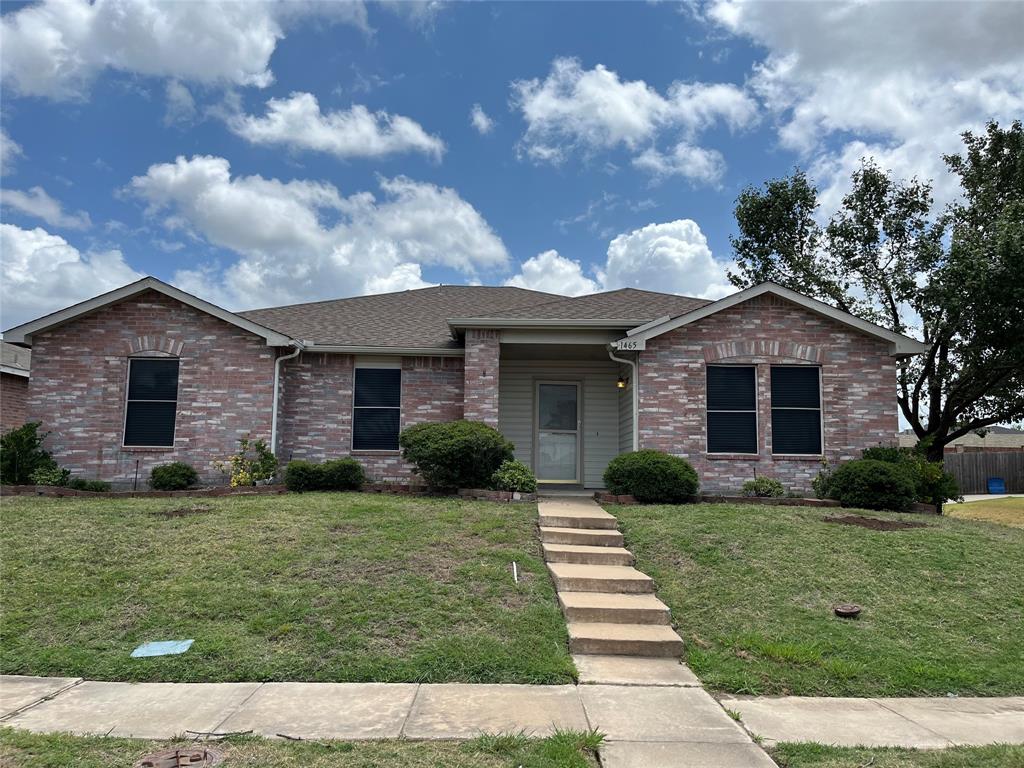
824, 514, 929, 532
153, 504, 212, 519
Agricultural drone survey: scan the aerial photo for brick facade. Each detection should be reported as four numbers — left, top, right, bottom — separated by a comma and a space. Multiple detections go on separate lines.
463, 329, 501, 426
1, 373, 29, 432
637, 294, 898, 494
26, 290, 277, 486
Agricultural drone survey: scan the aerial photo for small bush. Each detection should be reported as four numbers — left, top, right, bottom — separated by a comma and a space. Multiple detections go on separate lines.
861, 445, 960, 505
490, 459, 537, 493
1, 422, 58, 485
603, 450, 699, 504
827, 459, 917, 512
811, 458, 834, 499
68, 478, 112, 492
284, 460, 324, 493
214, 436, 278, 487
29, 465, 70, 487
320, 458, 365, 491
150, 462, 199, 491
399, 420, 514, 490
742, 476, 785, 498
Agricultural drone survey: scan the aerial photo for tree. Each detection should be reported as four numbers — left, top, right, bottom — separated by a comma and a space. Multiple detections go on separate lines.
729, 121, 1024, 460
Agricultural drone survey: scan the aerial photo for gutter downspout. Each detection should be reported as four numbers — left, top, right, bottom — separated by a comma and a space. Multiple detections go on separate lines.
271, 341, 304, 456
607, 346, 639, 452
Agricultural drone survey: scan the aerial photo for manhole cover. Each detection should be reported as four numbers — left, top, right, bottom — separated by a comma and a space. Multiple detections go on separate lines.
134, 747, 223, 768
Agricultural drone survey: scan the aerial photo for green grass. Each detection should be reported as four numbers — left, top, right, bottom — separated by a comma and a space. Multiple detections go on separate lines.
0, 493, 575, 684
771, 742, 1024, 768
947, 497, 1024, 528
0, 728, 602, 768
611, 502, 1024, 697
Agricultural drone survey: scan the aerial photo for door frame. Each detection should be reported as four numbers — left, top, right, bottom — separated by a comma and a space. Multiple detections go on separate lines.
533, 379, 583, 485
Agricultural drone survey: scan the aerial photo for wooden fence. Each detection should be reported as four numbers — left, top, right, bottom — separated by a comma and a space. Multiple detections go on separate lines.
944, 451, 1024, 494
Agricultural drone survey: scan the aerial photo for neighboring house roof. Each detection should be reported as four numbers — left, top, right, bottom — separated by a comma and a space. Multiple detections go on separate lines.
240, 285, 559, 351
618, 282, 928, 357
898, 430, 1024, 449
2, 277, 294, 347
452, 288, 711, 324
0, 341, 30, 377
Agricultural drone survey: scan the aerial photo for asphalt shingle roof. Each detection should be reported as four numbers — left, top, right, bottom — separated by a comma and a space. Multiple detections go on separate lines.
478, 288, 711, 321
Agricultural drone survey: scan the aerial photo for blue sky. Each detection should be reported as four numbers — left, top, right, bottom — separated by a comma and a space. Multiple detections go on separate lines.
2, 0, 1021, 328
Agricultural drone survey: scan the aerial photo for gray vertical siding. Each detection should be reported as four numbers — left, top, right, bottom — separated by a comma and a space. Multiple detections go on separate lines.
617, 363, 634, 455
498, 359, 621, 488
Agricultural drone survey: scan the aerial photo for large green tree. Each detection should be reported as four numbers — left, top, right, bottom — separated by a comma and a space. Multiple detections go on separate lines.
729, 121, 1024, 461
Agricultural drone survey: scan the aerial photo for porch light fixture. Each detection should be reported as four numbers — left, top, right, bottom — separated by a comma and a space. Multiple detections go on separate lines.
616, 376, 628, 389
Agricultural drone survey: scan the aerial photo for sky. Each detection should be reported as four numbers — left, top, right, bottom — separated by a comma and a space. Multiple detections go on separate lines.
1, 0, 1022, 330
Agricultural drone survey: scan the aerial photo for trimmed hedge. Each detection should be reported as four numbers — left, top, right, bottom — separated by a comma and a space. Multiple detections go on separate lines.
603, 449, 699, 504
742, 476, 785, 498
284, 458, 365, 492
150, 462, 199, 491
399, 420, 514, 490
490, 459, 537, 493
68, 478, 112, 492
827, 458, 917, 512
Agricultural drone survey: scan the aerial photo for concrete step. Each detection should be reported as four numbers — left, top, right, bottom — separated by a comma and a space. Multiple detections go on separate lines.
537, 508, 618, 530
558, 591, 670, 625
542, 543, 634, 566
567, 622, 685, 658
539, 526, 624, 548
547, 562, 654, 594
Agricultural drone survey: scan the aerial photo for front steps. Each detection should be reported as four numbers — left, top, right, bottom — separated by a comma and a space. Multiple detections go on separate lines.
539, 497, 685, 659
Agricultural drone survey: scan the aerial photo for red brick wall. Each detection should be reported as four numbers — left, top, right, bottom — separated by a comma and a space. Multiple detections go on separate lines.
1, 373, 29, 432
637, 294, 898, 494
464, 329, 500, 426
27, 290, 276, 486
278, 353, 464, 482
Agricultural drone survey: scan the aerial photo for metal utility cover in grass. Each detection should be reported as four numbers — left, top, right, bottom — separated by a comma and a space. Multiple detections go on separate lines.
131, 640, 194, 658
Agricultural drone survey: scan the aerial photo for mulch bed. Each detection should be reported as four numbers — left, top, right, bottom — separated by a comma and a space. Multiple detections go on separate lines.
824, 514, 930, 531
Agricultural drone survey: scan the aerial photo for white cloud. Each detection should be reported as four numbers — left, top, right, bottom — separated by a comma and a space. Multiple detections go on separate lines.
510, 57, 756, 181
631, 142, 726, 185
1, 186, 92, 230
229, 92, 444, 161
505, 250, 599, 296
0, 223, 144, 328
470, 104, 495, 134
0, 0, 369, 100
1, 128, 23, 175
127, 155, 508, 308
164, 80, 197, 126
708, 0, 1024, 208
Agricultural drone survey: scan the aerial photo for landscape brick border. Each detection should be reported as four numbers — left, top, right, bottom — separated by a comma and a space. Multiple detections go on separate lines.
593, 491, 939, 514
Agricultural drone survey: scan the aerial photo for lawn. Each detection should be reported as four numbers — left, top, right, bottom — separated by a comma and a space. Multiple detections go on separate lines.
947, 497, 1024, 528
611, 502, 1024, 697
0, 729, 602, 768
0, 493, 575, 684
771, 743, 1024, 768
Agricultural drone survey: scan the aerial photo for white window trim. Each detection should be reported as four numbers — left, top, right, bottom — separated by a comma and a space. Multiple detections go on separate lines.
122, 356, 179, 449
351, 359, 403, 453
769, 365, 824, 457
706, 364, 759, 456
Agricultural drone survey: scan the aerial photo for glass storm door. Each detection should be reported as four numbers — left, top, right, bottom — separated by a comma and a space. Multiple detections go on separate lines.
536, 382, 580, 483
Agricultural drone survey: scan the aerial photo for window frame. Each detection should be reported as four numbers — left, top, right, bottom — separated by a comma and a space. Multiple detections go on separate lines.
122, 356, 179, 449
705, 364, 759, 456
351, 359, 403, 453
769, 365, 824, 456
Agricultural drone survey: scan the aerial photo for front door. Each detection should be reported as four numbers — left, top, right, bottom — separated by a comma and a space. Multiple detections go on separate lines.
536, 381, 581, 484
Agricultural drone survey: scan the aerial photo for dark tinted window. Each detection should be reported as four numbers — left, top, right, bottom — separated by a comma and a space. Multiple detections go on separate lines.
771, 367, 822, 454
353, 368, 401, 450
707, 367, 757, 454
124, 359, 178, 447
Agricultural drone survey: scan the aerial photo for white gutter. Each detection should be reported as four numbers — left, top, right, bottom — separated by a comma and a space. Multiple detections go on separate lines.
607, 346, 639, 452
271, 341, 305, 455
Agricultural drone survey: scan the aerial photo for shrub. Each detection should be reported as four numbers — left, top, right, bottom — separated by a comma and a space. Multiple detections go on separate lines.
284, 460, 324, 493
150, 462, 199, 491
603, 450, 699, 504
1, 422, 58, 485
68, 478, 112, 492
490, 459, 537, 494
741, 476, 785, 498
214, 436, 278, 487
320, 458, 365, 491
29, 465, 70, 487
399, 420, 514, 490
811, 458, 834, 500
827, 459, 917, 512
861, 445, 960, 505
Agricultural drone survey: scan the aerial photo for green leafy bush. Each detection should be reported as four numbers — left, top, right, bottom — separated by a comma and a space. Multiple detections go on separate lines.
1, 422, 58, 485
827, 459, 917, 512
214, 437, 278, 487
603, 449, 699, 504
29, 465, 69, 487
399, 420, 514, 489
490, 459, 537, 493
861, 445, 960, 505
741, 476, 785, 498
150, 462, 199, 491
811, 458, 834, 499
320, 458, 365, 491
68, 478, 112, 492
284, 460, 323, 493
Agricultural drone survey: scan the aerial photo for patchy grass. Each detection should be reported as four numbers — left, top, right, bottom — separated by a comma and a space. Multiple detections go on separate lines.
611, 502, 1024, 697
0, 728, 602, 768
947, 497, 1024, 528
771, 742, 1024, 768
0, 493, 574, 684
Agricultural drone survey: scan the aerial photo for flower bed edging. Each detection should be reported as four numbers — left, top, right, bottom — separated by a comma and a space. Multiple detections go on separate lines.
0, 484, 287, 499
458, 488, 538, 503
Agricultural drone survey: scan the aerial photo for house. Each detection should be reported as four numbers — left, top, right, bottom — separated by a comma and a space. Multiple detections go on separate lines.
898, 426, 1024, 453
2, 277, 926, 492
0, 341, 31, 433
